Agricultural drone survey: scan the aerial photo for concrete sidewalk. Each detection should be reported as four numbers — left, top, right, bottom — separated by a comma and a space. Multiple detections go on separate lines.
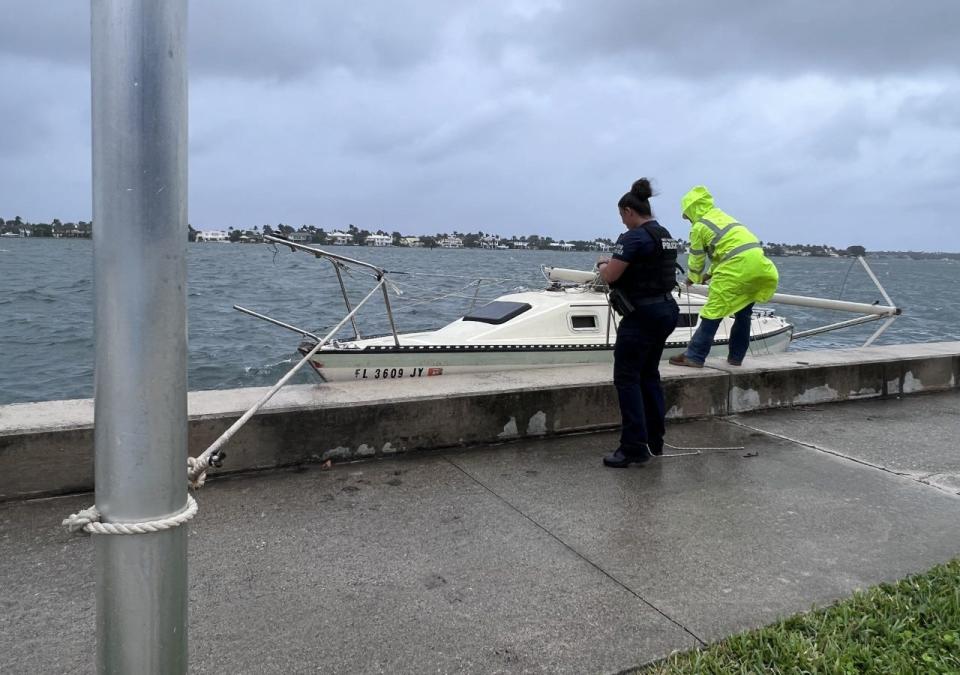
2, 390, 959, 673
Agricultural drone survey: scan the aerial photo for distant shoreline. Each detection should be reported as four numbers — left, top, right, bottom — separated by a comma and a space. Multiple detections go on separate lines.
2, 232, 959, 259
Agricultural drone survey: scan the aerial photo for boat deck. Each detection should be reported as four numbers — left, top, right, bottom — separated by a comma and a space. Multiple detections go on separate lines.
2, 390, 959, 673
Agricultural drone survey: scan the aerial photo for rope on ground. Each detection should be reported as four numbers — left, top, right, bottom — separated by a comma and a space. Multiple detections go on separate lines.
661, 442, 746, 457
62, 495, 198, 536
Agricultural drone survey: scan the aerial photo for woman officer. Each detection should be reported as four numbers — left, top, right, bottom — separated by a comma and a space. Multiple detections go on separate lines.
597, 178, 680, 467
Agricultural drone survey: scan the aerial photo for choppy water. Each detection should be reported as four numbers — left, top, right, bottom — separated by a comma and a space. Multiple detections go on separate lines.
2, 238, 959, 405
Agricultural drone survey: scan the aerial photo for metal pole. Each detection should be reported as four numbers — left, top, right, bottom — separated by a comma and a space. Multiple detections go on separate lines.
688, 284, 900, 316
381, 278, 401, 346
91, 2, 188, 673
330, 260, 362, 340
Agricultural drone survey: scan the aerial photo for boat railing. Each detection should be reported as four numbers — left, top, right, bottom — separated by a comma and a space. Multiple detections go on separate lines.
263, 234, 401, 346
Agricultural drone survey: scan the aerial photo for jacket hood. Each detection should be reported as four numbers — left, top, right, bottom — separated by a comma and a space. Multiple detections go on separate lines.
680, 185, 714, 222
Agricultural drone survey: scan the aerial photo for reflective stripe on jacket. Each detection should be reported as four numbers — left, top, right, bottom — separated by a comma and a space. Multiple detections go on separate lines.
681, 185, 779, 319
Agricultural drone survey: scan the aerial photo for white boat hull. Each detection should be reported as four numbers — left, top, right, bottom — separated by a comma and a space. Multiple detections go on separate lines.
302, 320, 793, 382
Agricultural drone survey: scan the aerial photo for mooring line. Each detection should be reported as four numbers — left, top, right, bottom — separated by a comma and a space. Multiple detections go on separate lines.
443, 455, 707, 646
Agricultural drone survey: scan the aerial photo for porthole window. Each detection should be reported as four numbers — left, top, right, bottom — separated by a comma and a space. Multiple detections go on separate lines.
570, 314, 599, 331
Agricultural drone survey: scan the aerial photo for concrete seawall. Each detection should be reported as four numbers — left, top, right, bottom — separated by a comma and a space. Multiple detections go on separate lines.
2, 342, 958, 501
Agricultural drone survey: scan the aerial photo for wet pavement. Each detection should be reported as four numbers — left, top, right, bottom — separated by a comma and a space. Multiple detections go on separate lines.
2, 390, 959, 674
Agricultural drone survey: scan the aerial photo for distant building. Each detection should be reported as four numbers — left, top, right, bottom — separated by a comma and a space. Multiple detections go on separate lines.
438, 236, 463, 248
287, 232, 311, 243
592, 240, 611, 252
196, 230, 229, 242
400, 236, 422, 247
328, 231, 353, 245
480, 235, 500, 249
549, 242, 574, 251
511, 241, 529, 249
365, 234, 392, 247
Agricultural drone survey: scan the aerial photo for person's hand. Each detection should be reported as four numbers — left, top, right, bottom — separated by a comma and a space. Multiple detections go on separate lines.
595, 257, 610, 270
684, 277, 694, 287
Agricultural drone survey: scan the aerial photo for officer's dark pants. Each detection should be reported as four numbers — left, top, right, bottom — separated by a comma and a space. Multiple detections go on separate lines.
613, 299, 680, 455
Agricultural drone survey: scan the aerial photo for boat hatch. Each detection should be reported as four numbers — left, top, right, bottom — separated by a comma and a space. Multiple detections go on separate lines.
677, 313, 699, 328
463, 301, 532, 324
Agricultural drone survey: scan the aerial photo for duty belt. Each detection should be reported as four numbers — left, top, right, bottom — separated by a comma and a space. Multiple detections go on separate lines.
631, 293, 675, 306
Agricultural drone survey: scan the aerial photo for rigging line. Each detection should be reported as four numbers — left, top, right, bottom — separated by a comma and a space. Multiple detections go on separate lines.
401, 270, 538, 284
837, 256, 857, 300
389, 279, 495, 302
392, 294, 501, 314
388, 282, 523, 306
388, 277, 518, 296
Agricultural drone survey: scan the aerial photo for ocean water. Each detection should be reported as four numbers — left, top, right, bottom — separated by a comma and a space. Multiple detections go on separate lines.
2, 237, 959, 405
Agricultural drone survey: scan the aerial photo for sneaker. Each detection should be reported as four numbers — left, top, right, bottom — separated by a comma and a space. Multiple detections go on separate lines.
668, 354, 704, 368
603, 447, 651, 468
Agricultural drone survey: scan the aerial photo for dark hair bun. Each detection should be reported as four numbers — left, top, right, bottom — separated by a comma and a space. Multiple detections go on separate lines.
631, 178, 654, 200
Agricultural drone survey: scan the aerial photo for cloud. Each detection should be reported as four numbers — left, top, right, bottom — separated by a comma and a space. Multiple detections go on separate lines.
520, 0, 960, 79
0, 0, 958, 250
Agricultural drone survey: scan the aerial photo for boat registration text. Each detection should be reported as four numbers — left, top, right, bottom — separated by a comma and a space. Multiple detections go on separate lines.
354, 367, 444, 380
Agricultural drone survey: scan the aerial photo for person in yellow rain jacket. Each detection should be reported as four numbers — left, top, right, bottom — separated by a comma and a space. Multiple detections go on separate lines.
668, 185, 779, 367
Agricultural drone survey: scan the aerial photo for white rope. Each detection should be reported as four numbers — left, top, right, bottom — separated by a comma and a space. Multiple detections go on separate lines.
660, 442, 747, 457
62, 495, 198, 535
187, 456, 208, 490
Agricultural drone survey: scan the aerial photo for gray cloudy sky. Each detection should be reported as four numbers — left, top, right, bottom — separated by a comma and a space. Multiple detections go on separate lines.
2, 1, 959, 250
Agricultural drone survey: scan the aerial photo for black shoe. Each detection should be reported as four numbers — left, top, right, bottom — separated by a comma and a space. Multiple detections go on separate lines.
649, 443, 664, 457
603, 446, 651, 468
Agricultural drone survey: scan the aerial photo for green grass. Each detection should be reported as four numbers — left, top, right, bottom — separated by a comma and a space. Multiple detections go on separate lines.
639, 558, 960, 674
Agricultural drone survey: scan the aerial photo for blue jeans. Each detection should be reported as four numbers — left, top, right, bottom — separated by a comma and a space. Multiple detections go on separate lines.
614, 300, 680, 454
685, 303, 754, 364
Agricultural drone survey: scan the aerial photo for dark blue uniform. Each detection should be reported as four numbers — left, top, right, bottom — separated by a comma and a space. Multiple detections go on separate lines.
609, 221, 680, 457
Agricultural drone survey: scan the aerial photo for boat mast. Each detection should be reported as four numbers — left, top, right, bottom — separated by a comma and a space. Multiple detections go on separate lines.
91, 1, 189, 671
687, 257, 902, 346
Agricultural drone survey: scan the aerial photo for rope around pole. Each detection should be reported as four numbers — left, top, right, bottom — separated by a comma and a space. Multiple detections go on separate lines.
187, 455, 210, 489
62, 495, 198, 535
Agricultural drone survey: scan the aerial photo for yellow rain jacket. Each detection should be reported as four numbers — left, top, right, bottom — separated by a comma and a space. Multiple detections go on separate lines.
681, 186, 779, 320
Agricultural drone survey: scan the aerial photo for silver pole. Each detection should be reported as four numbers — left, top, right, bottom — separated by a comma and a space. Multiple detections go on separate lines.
191, 280, 388, 479
688, 284, 900, 316
233, 305, 322, 341
330, 260, 361, 340
791, 313, 883, 340
381, 279, 401, 346
91, 2, 188, 673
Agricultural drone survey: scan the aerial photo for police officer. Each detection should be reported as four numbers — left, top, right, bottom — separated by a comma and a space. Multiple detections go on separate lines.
597, 178, 681, 468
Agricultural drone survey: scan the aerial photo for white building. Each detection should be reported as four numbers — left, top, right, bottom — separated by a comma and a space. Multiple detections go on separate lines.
287, 231, 312, 243
365, 234, 393, 246
438, 236, 463, 248
592, 240, 611, 252
549, 241, 575, 251
328, 231, 353, 245
400, 236, 423, 247
479, 235, 500, 249
511, 241, 529, 249
196, 230, 229, 242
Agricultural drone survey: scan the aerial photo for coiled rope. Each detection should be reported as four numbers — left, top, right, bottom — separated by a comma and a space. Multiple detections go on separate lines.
62, 495, 198, 535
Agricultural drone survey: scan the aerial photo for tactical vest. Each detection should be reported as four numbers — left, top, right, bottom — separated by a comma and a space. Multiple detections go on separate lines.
616, 222, 681, 298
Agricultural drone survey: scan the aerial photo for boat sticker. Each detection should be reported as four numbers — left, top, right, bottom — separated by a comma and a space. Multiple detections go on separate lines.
427, 367, 443, 376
